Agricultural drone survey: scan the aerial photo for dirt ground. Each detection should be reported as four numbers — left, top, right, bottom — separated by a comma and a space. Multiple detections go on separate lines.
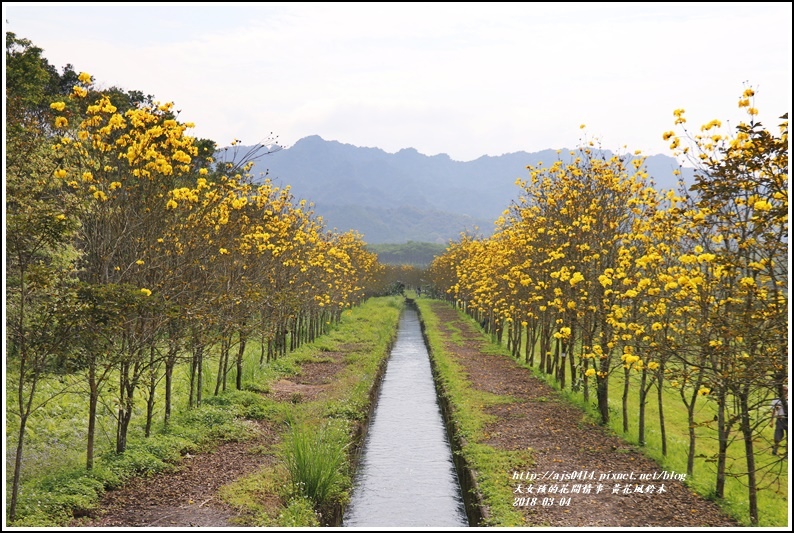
428, 300, 738, 527
74, 303, 738, 528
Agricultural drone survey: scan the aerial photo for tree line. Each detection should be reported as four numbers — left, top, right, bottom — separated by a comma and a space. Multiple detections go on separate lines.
5, 33, 386, 521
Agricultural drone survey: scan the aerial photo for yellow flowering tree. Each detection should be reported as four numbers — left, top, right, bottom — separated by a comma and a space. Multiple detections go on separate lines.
664, 89, 787, 523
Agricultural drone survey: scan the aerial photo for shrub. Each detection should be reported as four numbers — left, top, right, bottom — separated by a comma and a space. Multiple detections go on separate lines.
280, 422, 348, 508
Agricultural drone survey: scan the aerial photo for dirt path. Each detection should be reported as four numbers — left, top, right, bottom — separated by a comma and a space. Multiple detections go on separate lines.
428, 301, 737, 527
78, 431, 275, 527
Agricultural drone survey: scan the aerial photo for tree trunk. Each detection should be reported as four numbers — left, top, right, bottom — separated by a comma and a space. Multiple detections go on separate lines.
597, 360, 610, 425
716, 391, 727, 498
196, 346, 204, 407
657, 367, 667, 456
189, 351, 196, 409
236, 331, 247, 390
580, 360, 589, 404
558, 340, 566, 389
144, 345, 157, 438
638, 367, 647, 445
622, 366, 630, 434
739, 391, 758, 525
87, 363, 98, 469
685, 375, 702, 476
215, 336, 227, 396
10, 414, 29, 521
116, 360, 139, 454
164, 359, 174, 426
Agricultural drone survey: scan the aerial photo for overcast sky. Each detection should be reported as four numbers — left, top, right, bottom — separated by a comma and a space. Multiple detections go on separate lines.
4, 2, 792, 161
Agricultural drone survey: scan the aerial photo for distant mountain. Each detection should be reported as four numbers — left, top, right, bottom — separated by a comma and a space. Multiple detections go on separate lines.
238, 136, 693, 244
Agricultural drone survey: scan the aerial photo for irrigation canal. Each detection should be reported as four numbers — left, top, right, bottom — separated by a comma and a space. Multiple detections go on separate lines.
342, 306, 469, 527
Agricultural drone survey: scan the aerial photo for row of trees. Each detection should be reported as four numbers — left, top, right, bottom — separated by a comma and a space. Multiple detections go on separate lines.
428, 92, 787, 524
6, 33, 384, 521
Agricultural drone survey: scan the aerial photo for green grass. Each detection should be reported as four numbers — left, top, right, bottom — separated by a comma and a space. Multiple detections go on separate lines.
280, 421, 349, 509
471, 304, 788, 527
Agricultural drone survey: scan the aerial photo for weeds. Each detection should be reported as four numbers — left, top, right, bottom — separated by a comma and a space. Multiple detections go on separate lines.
280, 421, 349, 509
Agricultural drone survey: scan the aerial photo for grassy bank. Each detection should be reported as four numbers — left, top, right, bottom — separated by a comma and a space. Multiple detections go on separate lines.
415, 298, 533, 526
6, 296, 403, 527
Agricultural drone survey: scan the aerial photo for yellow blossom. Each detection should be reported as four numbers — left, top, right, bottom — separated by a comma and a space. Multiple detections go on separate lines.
78, 71, 92, 83
140, 288, 152, 297
753, 199, 771, 211
585, 368, 596, 377
54, 116, 68, 128
50, 101, 66, 111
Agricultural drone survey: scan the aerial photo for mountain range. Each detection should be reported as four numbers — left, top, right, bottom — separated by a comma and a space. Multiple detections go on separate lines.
235, 135, 694, 244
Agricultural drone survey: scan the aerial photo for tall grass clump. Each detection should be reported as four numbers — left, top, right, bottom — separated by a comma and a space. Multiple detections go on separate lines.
280, 421, 349, 509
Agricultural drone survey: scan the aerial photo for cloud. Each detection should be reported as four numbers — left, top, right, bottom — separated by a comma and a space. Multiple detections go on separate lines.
4, 2, 791, 161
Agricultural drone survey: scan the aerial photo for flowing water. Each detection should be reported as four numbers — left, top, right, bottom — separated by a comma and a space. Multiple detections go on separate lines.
342, 307, 468, 527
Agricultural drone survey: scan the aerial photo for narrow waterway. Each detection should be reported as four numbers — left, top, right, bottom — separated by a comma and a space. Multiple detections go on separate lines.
342, 307, 468, 527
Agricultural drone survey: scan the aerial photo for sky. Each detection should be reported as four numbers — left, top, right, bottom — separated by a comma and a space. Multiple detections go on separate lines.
3, 2, 792, 162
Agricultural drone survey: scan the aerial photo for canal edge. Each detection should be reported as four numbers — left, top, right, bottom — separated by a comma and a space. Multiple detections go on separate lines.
413, 297, 488, 527
334, 301, 403, 525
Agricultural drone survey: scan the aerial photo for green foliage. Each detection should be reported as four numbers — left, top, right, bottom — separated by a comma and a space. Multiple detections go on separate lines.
324, 396, 368, 421
15, 470, 105, 523
5, 31, 58, 111
280, 421, 350, 508
203, 389, 292, 423
99, 447, 178, 479
270, 357, 300, 376
277, 496, 321, 526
